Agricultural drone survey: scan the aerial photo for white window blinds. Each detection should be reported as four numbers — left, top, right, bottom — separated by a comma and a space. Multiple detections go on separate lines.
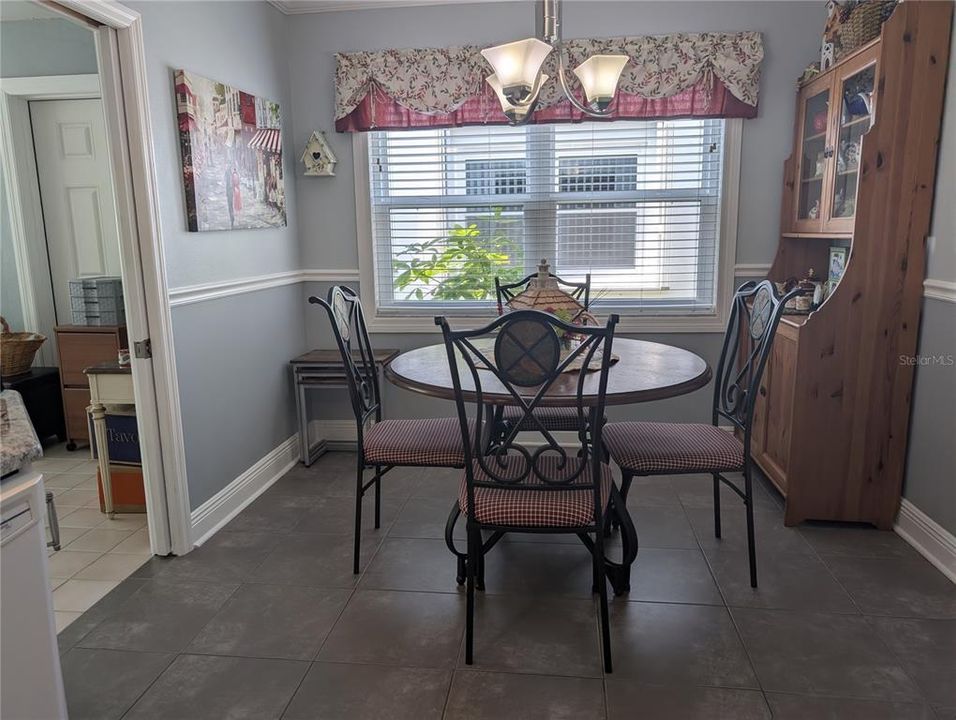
367, 119, 725, 315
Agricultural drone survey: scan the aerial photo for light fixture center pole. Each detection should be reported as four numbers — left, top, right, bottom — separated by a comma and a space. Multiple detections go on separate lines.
538, 0, 561, 45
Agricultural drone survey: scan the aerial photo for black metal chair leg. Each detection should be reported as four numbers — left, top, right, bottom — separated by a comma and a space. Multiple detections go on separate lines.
744, 470, 757, 588
353, 463, 364, 575
465, 527, 478, 665
713, 472, 722, 539
374, 466, 382, 529
594, 534, 613, 673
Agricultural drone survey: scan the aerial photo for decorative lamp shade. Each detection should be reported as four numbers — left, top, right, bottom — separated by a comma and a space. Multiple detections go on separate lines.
487, 73, 548, 123
572, 54, 629, 110
481, 38, 553, 105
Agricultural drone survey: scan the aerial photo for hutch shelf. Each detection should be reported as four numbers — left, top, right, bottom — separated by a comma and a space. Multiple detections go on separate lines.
753, 1, 952, 528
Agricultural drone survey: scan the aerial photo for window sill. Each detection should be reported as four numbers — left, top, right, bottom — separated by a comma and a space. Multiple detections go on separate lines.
364, 311, 728, 335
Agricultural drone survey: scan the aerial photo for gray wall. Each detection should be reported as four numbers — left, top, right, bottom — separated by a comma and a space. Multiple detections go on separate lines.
289, 1, 823, 424
902, 30, 956, 535
0, 17, 98, 77
128, 0, 306, 510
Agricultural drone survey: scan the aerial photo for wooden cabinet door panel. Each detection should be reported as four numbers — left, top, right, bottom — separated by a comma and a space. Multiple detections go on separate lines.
63, 387, 91, 443
57, 332, 120, 386
762, 334, 798, 488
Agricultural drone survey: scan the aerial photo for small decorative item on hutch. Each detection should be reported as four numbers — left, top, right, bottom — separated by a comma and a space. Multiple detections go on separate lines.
794, 269, 820, 313
828, 246, 848, 284
300, 131, 337, 177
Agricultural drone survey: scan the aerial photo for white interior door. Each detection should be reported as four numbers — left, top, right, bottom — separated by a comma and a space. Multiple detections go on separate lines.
29, 98, 122, 324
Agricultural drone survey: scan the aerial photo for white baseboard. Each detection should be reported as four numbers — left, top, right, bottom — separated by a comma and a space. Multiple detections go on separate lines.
189, 434, 300, 546
894, 498, 956, 584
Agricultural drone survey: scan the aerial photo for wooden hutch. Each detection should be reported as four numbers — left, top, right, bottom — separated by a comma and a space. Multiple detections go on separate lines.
753, 1, 952, 528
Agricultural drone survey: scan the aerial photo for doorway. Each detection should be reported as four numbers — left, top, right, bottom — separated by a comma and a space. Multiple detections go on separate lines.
1, 0, 192, 602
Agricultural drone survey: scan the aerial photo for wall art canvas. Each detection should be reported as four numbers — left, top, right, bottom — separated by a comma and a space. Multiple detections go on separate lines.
175, 69, 286, 231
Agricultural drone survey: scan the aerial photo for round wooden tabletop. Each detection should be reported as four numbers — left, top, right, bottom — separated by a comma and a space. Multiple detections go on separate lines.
385, 337, 712, 407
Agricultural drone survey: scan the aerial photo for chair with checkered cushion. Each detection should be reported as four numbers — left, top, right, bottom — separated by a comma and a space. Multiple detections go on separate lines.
437, 309, 636, 674
310, 287, 467, 575
602, 280, 802, 589
494, 270, 600, 437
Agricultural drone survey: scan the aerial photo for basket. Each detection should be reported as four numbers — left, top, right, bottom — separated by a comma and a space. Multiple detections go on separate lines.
840, 1, 895, 53
0, 316, 46, 377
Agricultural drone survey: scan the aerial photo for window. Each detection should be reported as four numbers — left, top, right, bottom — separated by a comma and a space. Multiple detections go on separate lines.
363, 119, 733, 327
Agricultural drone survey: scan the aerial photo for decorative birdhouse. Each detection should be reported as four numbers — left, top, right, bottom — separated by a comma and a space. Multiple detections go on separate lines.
300, 131, 337, 176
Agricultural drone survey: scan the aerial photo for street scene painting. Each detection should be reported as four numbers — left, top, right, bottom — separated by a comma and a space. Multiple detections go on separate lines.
175, 69, 286, 231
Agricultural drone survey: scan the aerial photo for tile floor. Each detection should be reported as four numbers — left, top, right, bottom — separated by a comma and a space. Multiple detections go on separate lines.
57, 451, 956, 719
38, 443, 151, 632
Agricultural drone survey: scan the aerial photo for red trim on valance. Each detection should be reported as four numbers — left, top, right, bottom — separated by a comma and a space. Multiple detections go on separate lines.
335, 76, 755, 133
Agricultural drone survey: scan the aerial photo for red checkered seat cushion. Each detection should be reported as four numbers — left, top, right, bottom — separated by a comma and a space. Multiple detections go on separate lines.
363, 418, 468, 467
501, 405, 592, 432
603, 422, 744, 475
459, 455, 612, 528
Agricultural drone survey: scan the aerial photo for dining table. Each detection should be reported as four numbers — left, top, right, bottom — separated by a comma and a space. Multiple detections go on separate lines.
383, 335, 713, 594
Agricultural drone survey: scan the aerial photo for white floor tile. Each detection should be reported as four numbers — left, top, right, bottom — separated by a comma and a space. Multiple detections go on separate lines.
74, 552, 149, 581
59, 508, 108, 529
55, 611, 82, 633
53, 579, 118, 612
33, 458, 89, 473
111, 528, 151, 555
48, 526, 87, 548
47, 549, 101, 579
101, 514, 147, 531
56, 488, 100, 507
66, 528, 133, 553
44, 473, 97, 490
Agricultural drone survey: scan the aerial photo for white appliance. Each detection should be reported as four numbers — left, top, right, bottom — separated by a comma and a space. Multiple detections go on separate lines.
1, 471, 68, 720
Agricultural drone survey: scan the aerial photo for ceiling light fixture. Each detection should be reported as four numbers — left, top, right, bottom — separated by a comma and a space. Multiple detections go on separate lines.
481, 0, 628, 124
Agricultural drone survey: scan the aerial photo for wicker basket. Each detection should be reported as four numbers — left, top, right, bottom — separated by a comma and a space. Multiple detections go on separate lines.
0, 316, 46, 377
841, 1, 895, 53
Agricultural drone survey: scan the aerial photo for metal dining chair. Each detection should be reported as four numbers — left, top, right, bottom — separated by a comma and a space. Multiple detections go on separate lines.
602, 280, 802, 588
494, 268, 596, 436
437, 309, 635, 673
309, 286, 468, 574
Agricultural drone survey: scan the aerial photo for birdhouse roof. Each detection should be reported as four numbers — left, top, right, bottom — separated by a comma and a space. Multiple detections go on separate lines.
300, 131, 337, 164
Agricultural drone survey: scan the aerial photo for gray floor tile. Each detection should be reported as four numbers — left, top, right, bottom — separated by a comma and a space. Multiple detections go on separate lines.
627, 547, 723, 605
153, 531, 280, 583
284, 662, 451, 720
408, 467, 462, 500
669, 472, 780, 511
464, 594, 603, 677
800, 523, 923, 559
605, 681, 770, 720
481, 541, 595, 597
77, 578, 238, 653
765, 693, 936, 719
187, 584, 351, 660
608, 601, 757, 687
868, 616, 956, 707
622, 475, 682, 507
389, 495, 462, 539
273, 460, 418, 498
823, 555, 956, 618
630, 505, 699, 549
360, 537, 463, 593
445, 669, 605, 720
57, 576, 149, 654
291, 494, 403, 534
124, 653, 307, 720
685, 505, 814, 556
250, 531, 377, 587
732, 607, 921, 701
61, 648, 173, 720
706, 549, 857, 612
318, 589, 464, 668
226, 493, 317, 533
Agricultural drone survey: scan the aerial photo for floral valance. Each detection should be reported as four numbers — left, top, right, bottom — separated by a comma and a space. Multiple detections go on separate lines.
335, 31, 763, 132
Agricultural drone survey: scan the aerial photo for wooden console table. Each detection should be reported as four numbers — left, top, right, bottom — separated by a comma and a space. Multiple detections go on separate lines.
290, 348, 398, 466
83, 362, 134, 518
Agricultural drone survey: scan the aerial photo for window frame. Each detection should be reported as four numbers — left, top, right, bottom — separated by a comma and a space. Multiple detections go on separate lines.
354, 118, 742, 334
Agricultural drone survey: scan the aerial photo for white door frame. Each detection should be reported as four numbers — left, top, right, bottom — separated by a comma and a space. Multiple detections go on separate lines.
2, 0, 193, 556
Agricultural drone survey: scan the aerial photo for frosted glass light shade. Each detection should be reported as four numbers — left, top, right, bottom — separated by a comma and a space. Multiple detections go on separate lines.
487, 72, 548, 123
572, 54, 629, 110
481, 38, 552, 105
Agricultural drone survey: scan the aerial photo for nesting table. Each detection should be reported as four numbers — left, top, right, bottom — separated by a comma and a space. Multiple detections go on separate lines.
290, 348, 399, 466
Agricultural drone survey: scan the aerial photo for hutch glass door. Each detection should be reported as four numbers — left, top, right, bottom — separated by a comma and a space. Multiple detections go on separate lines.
830, 62, 876, 227
796, 86, 830, 229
